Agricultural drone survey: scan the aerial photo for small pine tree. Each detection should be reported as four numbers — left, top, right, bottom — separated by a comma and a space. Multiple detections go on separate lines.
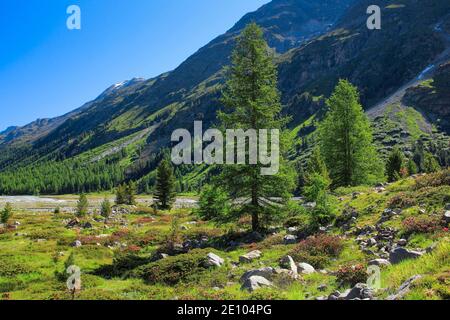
406, 159, 418, 176
306, 148, 330, 183
100, 198, 112, 218
76, 194, 88, 217
125, 181, 137, 205
197, 185, 231, 222
154, 159, 177, 210
423, 152, 440, 173
386, 147, 404, 182
115, 184, 127, 205
1, 203, 13, 224
412, 140, 425, 172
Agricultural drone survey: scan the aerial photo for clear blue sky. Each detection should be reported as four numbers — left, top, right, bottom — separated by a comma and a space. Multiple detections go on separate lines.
0, 0, 269, 131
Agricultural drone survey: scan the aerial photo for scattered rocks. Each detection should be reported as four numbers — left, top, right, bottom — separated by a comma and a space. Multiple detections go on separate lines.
343, 283, 374, 300
279, 256, 297, 275
241, 276, 273, 292
297, 262, 315, 274
204, 253, 224, 268
239, 250, 262, 263
240, 267, 275, 283
283, 234, 297, 245
387, 275, 422, 300
389, 247, 424, 264
368, 259, 391, 268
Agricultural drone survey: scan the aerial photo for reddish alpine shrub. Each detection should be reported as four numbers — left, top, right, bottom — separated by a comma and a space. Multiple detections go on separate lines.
289, 234, 344, 268
336, 264, 367, 286
403, 216, 440, 234
388, 192, 416, 209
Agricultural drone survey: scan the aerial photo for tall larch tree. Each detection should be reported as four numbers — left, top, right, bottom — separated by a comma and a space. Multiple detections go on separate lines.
154, 159, 177, 210
217, 23, 296, 231
319, 79, 383, 187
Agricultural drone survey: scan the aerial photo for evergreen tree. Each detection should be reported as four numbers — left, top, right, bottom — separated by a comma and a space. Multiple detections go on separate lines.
100, 198, 112, 218
125, 181, 137, 205
115, 184, 127, 205
217, 23, 296, 231
412, 140, 425, 172
319, 80, 383, 187
197, 185, 231, 222
423, 152, 441, 173
76, 194, 88, 217
306, 147, 330, 183
1, 202, 13, 224
386, 147, 404, 182
406, 159, 418, 176
154, 159, 176, 210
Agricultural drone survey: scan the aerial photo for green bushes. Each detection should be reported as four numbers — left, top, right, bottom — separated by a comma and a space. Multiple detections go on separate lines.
196, 185, 231, 223
387, 192, 416, 209
414, 169, 450, 189
132, 249, 212, 285
0, 258, 33, 277
403, 216, 440, 235
289, 234, 344, 269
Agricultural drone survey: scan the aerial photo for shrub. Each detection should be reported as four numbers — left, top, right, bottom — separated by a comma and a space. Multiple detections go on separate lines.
76, 194, 89, 217
336, 264, 367, 287
1, 203, 13, 224
388, 192, 416, 209
100, 198, 112, 218
403, 216, 440, 235
0, 259, 33, 277
196, 185, 231, 222
289, 234, 343, 269
414, 169, 450, 190
132, 249, 211, 285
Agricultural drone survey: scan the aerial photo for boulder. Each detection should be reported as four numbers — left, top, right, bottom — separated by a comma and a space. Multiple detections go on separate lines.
82, 222, 93, 229
341, 283, 374, 300
71, 240, 82, 247
287, 227, 298, 235
279, 256, 297, 275
397, 239, 408, 246
389, 247, 423, 264
66, 218, 80, 228
241, 276, 273, 292
387, 275, 423, 300
240, 267, 275, 283
239, 250, 262, 263
297, 262, 315, 274
204, 252, 224, 268
283, 234, 297, 245
368, 259, 391, 268
443, 211, 450, 224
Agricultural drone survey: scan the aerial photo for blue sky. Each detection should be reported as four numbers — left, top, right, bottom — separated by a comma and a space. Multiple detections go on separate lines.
0, 0, 269, 131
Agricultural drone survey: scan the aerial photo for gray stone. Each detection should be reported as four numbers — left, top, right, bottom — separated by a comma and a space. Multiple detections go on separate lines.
368, 259, 391, 268
341, 283, 374, 300
71, 240, 82, 247
389, 247, 423, 264
318, 284, 327, 292
397, 239, 408, 246
387, 275, 422, 300
444, 211, 450, 224
297, 262, 315, 274
283, 234, 297, 244
239, 250, 262, 263
287, 227, 298, 234
241, 276, 273, 292
240, 267, 275, 283
279, 256, 297, 275
204, 253, 224, 268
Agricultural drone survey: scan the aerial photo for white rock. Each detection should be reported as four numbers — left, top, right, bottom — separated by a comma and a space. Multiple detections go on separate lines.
241, 276, 273, 292
239, 250, 262, 263
297, 262, 315, 274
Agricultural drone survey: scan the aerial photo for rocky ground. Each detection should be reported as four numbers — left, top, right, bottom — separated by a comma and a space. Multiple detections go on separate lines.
0, 171, 448, 300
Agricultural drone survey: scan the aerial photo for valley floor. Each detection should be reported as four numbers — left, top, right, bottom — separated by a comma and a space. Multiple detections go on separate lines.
0, 172, 448, 300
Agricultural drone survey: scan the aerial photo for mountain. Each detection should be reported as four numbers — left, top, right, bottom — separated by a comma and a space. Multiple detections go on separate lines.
0, 0, 449, 195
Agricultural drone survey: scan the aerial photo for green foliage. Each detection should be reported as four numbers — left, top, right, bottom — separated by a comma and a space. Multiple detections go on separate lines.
319, 80, 384, 187
386, 147, 404, 182
217, 23, 296, 231
133, 249, 211, 285
423, 152, 441, 173
100, 198, 112, 218
1, 203, 13, 224
154, 159, 177, 210
115, 182, 137, 205
196, 185, 231, 223
336, 264, 367, 287
115, 184, 127, 205
406, 158, 418, 176
289, 234, 344, 269
76, 194, 89, 217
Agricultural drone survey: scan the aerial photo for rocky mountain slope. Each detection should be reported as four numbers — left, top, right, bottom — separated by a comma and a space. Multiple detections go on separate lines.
0, 0, 449, 193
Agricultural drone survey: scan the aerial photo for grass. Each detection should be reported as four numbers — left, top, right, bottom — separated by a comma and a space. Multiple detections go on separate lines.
0, 171, 448, 300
